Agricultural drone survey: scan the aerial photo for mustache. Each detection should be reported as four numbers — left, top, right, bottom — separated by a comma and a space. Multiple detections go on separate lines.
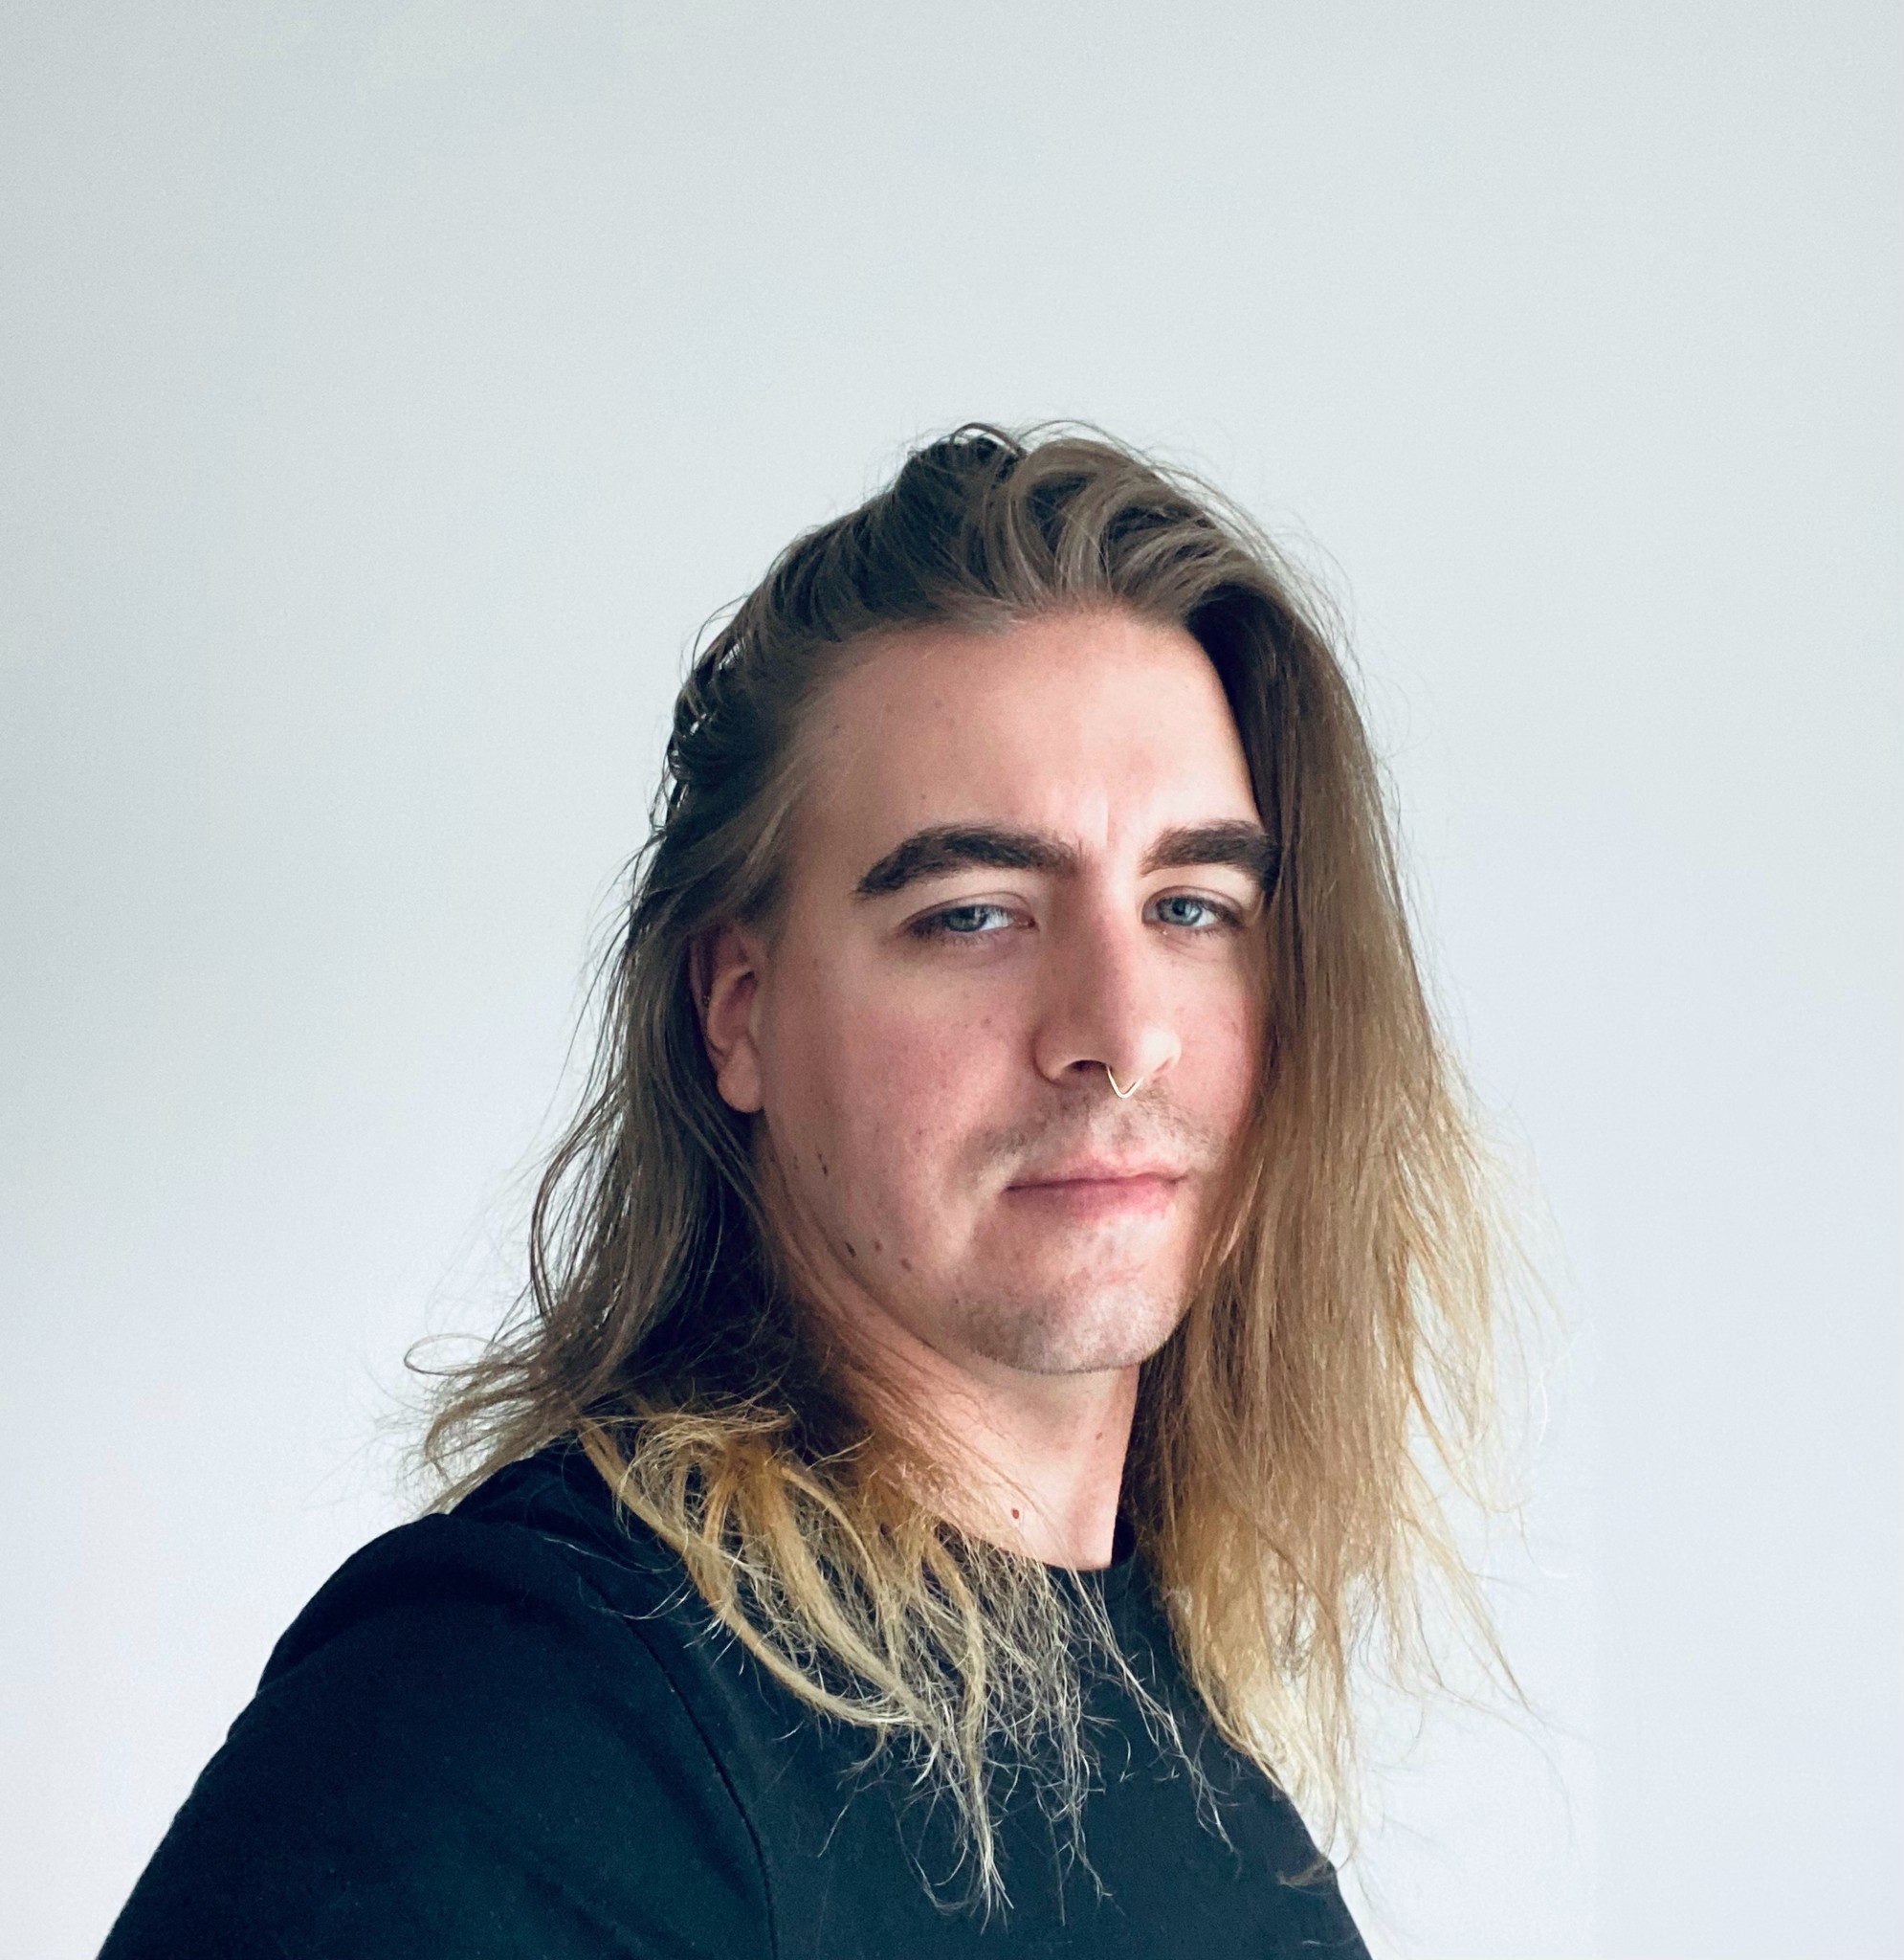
971, 1090, 1225, 1183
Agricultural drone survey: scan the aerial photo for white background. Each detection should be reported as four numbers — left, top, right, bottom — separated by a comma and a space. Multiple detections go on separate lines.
3, 5, 1898, 1956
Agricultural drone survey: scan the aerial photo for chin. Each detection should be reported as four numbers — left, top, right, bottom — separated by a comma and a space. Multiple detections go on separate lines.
960, 1280, 1185, 1377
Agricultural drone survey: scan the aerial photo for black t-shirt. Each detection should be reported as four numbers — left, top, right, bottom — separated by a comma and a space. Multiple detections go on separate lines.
101, 1441, 1369, 1958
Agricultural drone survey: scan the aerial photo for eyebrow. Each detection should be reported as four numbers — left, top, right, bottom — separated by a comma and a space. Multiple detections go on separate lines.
852, 819, 1279, 899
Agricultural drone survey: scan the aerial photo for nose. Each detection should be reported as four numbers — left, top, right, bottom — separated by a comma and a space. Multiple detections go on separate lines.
1029, 897, 1183, 1094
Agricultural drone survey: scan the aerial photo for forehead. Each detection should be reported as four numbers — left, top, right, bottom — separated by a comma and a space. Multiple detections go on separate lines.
799, 608, 1260, 868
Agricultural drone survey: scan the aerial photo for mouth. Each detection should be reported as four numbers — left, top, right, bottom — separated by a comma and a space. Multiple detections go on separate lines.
1003, 1163, 1185, 1221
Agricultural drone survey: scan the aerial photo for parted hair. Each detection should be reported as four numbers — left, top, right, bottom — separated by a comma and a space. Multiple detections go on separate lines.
422, 424, 1512, 1906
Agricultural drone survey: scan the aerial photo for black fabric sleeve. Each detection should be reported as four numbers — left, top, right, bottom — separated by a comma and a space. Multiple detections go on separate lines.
99, 1514, 775, 1960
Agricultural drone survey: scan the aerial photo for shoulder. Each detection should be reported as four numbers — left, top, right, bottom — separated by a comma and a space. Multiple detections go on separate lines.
261, 1437, 686, 1684
102, 1441, 775, 1960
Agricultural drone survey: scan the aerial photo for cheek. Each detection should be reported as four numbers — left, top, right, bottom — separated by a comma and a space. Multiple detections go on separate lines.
1184, 987, 1263, 1143
852, 1011, 1001, 1183
772, 978, 1007, 1226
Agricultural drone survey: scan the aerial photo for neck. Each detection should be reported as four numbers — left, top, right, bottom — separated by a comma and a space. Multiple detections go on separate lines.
958, 1363, 1138, 1570
819, 1298, 1140, 1570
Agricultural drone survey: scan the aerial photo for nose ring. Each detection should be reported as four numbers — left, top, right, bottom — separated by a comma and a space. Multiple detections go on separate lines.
1105, 1066, 1144, 1100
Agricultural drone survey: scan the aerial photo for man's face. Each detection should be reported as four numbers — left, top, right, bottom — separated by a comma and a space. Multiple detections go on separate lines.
703, 608, 1269, 1392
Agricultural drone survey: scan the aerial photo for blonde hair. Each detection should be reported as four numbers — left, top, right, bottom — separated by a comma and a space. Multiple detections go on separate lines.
422, 425, 1514, 1906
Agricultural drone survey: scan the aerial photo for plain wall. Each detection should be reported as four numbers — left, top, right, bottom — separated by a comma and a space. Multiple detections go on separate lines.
2, 5, 1898, 1956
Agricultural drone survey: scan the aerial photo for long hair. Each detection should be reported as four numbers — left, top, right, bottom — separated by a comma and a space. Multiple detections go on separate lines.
421, 424, 1514, 1905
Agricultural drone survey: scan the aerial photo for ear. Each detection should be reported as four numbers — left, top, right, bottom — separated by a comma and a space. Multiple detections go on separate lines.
694, 922, 766, 1115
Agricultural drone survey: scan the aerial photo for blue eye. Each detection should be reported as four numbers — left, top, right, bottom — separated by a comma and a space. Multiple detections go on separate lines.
914, 902, 1013, 940
1152, 894, 1235, 930
909, 895, 1238, 942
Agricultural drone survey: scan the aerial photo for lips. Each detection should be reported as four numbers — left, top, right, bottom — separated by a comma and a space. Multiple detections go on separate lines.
1007, 1158, 1187, 1189
1002, 1161, 1185, 1221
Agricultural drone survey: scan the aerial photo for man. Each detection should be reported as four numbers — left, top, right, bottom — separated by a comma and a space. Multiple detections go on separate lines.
102, 427, 1507, 1956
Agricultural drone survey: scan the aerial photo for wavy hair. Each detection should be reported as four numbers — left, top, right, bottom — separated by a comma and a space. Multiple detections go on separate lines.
421, 424, 1514, 1906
